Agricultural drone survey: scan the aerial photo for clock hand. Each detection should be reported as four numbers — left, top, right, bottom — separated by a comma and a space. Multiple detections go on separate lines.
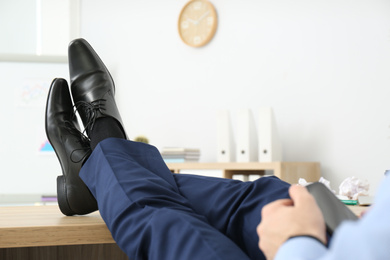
186, 18, 197, 25
196, 11, 210, 23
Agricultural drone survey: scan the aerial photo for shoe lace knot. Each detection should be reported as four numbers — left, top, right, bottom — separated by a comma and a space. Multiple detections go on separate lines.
74, 99, 107, 134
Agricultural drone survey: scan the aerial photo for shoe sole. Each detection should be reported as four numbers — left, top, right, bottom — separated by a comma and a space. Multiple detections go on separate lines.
57, 175, 76, 216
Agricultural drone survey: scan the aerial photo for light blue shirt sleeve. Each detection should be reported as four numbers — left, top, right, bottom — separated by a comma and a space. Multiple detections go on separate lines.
275, 175, 390, 260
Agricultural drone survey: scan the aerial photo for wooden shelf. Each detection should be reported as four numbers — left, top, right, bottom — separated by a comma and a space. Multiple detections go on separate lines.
167, 162, 321, 184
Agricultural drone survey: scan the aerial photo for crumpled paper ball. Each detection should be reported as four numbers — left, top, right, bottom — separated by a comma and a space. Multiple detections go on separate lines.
298, 177, 336, 193
338, 176, 369, 200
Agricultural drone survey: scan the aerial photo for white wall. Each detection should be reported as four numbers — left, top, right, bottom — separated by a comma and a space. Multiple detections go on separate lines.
0, 0, 390, 196
79, 0, 390, 194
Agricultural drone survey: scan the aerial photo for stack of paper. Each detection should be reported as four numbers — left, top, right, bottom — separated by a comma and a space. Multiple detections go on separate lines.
161, 147, 201, 163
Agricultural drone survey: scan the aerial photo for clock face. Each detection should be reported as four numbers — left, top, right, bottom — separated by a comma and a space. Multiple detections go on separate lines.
178, 0, 218, 47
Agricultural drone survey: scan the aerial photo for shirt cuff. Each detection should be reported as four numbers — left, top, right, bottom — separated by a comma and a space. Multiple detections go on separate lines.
275, 236, 328, 260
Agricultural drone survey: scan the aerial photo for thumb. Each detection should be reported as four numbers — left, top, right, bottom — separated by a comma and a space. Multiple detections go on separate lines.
288, 185, 316, 209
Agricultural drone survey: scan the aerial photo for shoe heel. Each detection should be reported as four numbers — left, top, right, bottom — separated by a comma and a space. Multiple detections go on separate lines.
57, 176, 76, 216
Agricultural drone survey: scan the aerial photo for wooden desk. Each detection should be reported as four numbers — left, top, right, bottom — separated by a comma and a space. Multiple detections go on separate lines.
347, 205, 368, 217
0, 206, 127, 260
0, 203, 367, 259
167, 162, 321, 184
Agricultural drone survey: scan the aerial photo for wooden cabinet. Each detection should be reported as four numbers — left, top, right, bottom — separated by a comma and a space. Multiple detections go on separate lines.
167, 162, 321, 184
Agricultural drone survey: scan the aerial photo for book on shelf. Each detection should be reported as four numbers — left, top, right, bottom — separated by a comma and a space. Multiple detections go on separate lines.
41, 195, 57, 202
163, 158, 199, 163
236, 108, 258, 162
161, 147, 200, 154
161, 147, 200, 163
258, 107, 282, 162
216, 110, 235, 162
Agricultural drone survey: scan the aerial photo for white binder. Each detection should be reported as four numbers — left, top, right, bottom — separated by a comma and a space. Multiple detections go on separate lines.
236, 109, 258, 162
258, 107, 282, 162
216, 110, 235, 162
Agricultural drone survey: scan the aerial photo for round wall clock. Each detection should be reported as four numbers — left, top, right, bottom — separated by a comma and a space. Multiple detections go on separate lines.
178, 0, 218, 47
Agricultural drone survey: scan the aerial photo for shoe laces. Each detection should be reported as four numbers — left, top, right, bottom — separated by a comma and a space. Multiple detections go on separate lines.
64, 120, 91, 164
73, 99, 107, 135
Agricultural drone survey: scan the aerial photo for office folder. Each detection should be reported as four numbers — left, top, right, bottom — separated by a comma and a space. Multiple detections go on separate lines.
217, 110, 235, 162
306, 182, 358, 235
258, 107, 282, 162
236, 109, 258, 162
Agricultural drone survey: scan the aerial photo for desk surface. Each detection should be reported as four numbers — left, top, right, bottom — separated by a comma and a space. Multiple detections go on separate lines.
0, 206, 114, 248
0, 203, 368, 249
347, 205, 367, 217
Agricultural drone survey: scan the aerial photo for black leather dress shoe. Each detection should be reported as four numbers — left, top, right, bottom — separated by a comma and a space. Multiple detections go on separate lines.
45, 78, 98, 216
68, 38, 127, 137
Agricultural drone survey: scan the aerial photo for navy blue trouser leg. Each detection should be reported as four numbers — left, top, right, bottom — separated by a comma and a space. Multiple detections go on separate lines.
173, 174, 290, 259
80, 138, 290, 260
80, 138, 251, 260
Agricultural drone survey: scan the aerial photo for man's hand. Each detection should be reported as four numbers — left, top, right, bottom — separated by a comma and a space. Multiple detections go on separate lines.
257, 185, 327, 260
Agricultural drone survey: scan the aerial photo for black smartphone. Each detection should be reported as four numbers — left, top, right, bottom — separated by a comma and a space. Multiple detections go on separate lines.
306, 182, 358, 235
